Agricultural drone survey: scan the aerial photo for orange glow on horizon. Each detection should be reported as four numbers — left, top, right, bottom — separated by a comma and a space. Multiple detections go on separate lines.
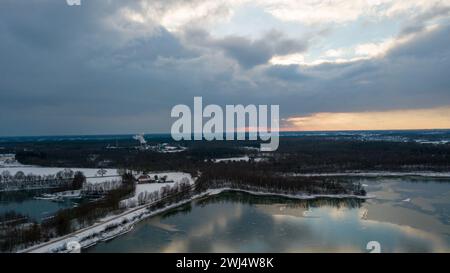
283, 107, 450, 131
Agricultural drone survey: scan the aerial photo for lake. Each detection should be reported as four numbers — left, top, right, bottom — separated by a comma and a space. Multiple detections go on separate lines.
86, 177, 450, 253
0, 190, 77, 222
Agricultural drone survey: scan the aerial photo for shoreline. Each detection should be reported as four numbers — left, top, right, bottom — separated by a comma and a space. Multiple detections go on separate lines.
19, 187, 372, 253
287, 171, 450, 178
207, 188, 375, 200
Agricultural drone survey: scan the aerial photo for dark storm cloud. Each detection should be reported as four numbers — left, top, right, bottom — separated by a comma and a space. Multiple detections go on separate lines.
265, 65, 309, 82
216, 32, 308, 68
0, 0, 198, 135
187, 29, 308, 69
0, 1, 449, 136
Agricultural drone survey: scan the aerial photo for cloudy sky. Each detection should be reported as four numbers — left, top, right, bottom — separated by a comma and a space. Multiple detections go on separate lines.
1, 0, 450, 136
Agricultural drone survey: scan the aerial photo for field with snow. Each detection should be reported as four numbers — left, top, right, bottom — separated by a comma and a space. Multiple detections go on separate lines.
0, 166, 120, 184
212, 156, 268, 163
121, 172, 195, 207
0, 166, 194, 190
0, 154, 26, 167
0, 167, 118, 177
213, 156, 250, 163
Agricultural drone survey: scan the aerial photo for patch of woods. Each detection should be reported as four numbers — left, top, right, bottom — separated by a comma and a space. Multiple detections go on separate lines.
196, 191, 365, 210
0, 211, 40, 252
195, 166, 366, 196
271, 138, 450, 172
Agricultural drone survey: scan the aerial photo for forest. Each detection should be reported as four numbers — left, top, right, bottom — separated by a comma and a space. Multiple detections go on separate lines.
10, 136, 450, 173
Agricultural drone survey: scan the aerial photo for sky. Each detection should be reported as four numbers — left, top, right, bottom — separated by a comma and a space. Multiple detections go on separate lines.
0, 0, 450, 136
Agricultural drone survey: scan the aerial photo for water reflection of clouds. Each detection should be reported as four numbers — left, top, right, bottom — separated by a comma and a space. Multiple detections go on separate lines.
160, 202, 319, 252
189, 205, 243, 237
366, 202, 449, 233
284, 245, 362, 253
255, 204, 308, 218
270, 206, 449, 252
366, 181, 450, 233
410, 197, 436, 212
160, 204, 244, 253
326, 207, 353, 220
147, 216, 179, 232
360, 219, 449, 252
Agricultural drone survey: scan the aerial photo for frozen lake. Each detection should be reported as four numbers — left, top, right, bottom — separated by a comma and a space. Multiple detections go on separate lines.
86, 177, 450, 253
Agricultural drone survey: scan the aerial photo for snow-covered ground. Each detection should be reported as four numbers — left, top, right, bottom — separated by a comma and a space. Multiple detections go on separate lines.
20, 195, 200, 253
121, 172, 195, 207
212, 156, 268, 163
84, 175, 121, 184
206, 188, 375, 200
0, 166, 119, 183
288, 171, 450, 178
158, 144, 187, 153
0, 167, 118, 177
0, 167, 195, 193
20, 172, 196, 253
36, 190, 82, 200
213, 156, 250, 162
135, 172, 195, 194
0, 154, 27, 167
415, 140, 450, 145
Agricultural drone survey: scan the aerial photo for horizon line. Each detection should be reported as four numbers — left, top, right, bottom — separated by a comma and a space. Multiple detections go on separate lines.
1, 128, 450, 139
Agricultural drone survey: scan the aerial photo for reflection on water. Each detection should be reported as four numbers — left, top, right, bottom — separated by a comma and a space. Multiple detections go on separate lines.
0, 189, 75, 222
87, 177, 450, 253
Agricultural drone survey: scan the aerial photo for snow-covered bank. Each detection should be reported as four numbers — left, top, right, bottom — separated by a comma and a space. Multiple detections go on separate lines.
18, 171, 195, 253
288, 171, 450, 178
19, 186, 371, 253
213, 156, 250, 163
0, 167, 118, 177
19, 190, 209, 253
35, 190, 82, 200
205, 188, 375, 200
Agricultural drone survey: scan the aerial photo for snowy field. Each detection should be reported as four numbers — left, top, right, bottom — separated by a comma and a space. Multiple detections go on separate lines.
0, 154, 27, 167
212, 156, 268, 163
121, 172, 195, 207
0, 167, 118, 177
136, 172, 194, 192
0, 167, 194, 190
213, 156, 250, 163
0, 166, 120, 184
